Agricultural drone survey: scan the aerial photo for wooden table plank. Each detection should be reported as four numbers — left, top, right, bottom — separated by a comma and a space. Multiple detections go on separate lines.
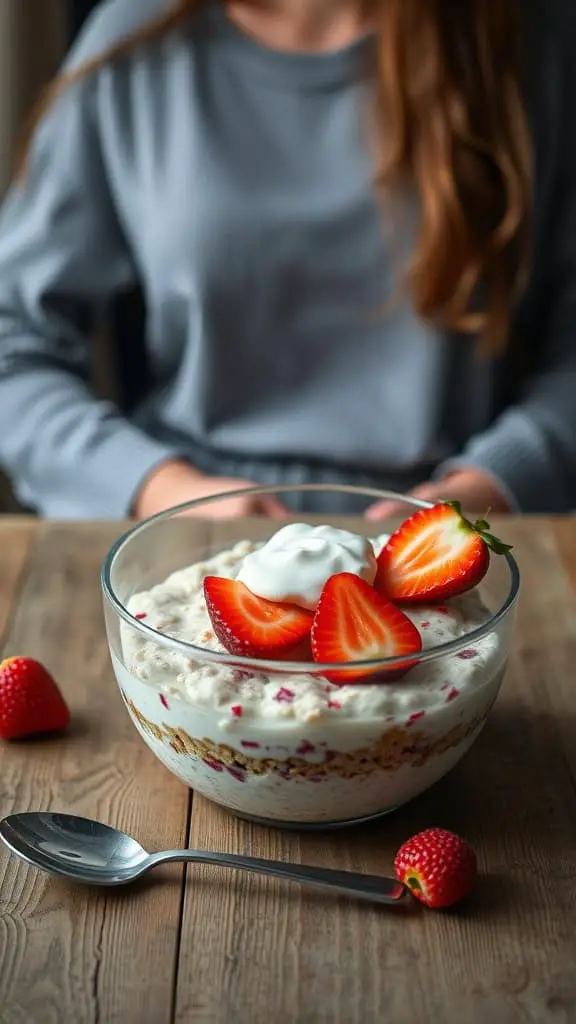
0, 518, 36, 637
508, 519, 576, 808
174, 517, 576, 1024
551, 517, 576, 596
0, 522, 191, 1024
2, 516, 576, 1023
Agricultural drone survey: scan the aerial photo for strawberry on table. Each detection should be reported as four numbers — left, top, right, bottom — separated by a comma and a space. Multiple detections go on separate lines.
204, 576, 313, 659
0, 657, 70, 740
375, 500, 512, 604
394, 827, 477, 909
311, 572, 422, 683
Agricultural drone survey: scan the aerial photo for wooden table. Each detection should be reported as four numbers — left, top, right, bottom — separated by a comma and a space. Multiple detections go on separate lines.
0, 517, 575, 1024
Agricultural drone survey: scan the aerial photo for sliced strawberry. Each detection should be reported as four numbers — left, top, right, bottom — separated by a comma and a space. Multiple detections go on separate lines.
310, 573, 422, 684
375, 501, 512, 605
204, 576, 313, 659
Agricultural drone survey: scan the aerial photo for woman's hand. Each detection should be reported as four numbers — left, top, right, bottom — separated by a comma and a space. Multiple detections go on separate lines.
132, 459, 289, 519
365, 468, 511, 521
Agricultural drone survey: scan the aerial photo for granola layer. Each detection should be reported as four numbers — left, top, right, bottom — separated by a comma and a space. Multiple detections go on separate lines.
123, 693, 491, 781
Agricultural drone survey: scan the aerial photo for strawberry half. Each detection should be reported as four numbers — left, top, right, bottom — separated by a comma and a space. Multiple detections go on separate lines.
394, 827, 477, 909
375, 501, 512, 605
0, 656, 70, 740
204, 576, 313, 659
310, 572, 422, 684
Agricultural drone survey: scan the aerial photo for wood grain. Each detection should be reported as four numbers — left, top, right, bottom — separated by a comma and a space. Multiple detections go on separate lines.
0, 518, 36, 636
1, 517, 576, 1024
0, 522, 191, 1024
174, 517, 576, 1024
551, 517, 576, 596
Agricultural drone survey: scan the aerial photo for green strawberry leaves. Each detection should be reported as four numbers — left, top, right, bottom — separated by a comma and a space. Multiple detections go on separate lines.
441, 500, 513, 555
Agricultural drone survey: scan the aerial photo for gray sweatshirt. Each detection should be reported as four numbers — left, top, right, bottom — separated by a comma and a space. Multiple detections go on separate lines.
0, 0, 574, 517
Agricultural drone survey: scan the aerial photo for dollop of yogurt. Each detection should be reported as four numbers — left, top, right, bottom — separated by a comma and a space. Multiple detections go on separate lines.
236, 523, 377, 610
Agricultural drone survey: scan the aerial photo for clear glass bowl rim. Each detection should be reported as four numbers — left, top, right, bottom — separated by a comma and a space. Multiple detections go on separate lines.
101, 483, 520, 677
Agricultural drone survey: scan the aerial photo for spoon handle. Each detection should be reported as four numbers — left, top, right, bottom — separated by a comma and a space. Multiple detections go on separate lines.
148, 850, 407, 905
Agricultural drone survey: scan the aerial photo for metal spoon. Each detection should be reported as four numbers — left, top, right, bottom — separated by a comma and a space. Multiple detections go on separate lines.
0, 811, 407, 905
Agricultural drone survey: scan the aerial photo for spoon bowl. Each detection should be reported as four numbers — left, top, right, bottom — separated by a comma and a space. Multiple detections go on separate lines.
0, 812, 408, 905
0, 812, 151, 884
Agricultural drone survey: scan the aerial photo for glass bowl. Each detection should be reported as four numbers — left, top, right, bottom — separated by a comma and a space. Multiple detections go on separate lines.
101, 484, 519, 829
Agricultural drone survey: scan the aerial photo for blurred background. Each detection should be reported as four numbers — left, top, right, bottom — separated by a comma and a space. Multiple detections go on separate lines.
0, 2, 66, 511
0, 2, 66, 200
0, 1, 141, 514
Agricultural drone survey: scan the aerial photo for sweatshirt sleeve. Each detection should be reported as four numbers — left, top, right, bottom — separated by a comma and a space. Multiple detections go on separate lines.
0, 73, 180, 518
437, 358, 576, 513
437, 38, 576, 513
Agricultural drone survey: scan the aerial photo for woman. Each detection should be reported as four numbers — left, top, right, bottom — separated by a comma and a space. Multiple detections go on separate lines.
0, 0, 573, 519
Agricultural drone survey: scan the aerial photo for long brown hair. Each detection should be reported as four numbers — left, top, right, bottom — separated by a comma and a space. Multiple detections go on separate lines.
19, 0, 531, 350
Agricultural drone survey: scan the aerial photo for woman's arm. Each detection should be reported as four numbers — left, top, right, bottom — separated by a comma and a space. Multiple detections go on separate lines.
0, 68, 186, 518
368, 321, 576, 518
432, 335, 576, 514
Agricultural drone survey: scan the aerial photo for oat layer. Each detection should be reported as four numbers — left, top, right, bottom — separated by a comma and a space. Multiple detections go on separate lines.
123, 694, 490, 780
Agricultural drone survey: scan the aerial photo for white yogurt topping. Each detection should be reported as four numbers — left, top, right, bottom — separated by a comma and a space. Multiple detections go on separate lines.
236, 522, 377, 610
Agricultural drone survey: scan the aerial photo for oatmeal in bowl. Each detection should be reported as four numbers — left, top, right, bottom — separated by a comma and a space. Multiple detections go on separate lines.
102, 485, 518, 828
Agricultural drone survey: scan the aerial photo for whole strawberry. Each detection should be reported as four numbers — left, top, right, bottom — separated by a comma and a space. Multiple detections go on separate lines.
0, 657, 70, 740
394, 827, 477, 909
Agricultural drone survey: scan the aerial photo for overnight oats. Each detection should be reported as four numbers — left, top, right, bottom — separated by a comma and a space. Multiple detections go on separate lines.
102, 486, 519, 827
